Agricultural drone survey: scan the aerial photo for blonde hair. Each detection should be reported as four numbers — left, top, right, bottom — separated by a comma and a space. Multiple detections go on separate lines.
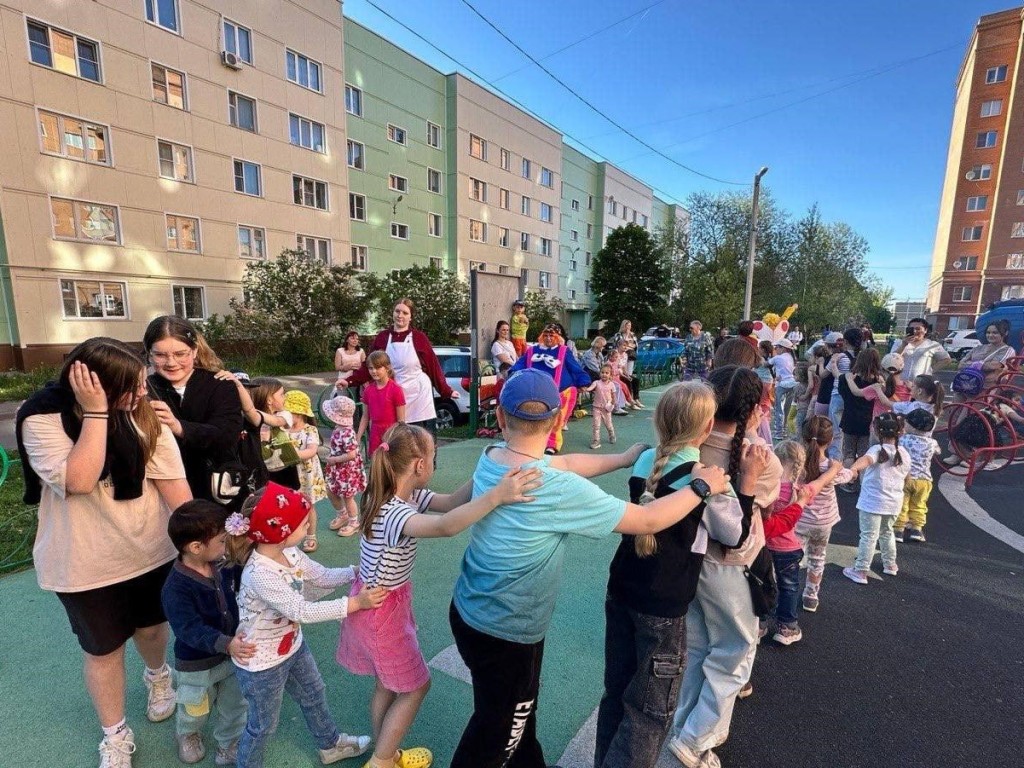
225, 487, 265, 566
367, 350, 394, 380
773, 440, 806, 483
360, 423, 433, 538
635, 381, 717, 558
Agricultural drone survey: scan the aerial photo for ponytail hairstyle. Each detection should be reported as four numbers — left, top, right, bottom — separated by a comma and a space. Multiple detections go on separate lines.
144, 315, 222, 372
773, 440, 807, 484
851, 348, 882, 382
360, 423, 433, 538
249, 377, 284, 412
800, 416, 833, 482
913, 374, 944, 418
367, 350, 395, 381
225, 486, 264, 566
707, 365, 763, 480
873, 412, 905, 466
634, 381, 717, 558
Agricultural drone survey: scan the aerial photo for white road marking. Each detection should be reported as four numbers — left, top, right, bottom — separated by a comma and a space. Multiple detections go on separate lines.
427, 643, 472, 684
937, 473, 1024, 554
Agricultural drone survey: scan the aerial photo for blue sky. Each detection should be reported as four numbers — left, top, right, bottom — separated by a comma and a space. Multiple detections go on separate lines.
344, 0, 1007, 301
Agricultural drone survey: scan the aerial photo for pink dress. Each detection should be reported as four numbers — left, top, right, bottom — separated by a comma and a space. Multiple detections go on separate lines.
362, 379, 406, 453
325, 426, 366, 499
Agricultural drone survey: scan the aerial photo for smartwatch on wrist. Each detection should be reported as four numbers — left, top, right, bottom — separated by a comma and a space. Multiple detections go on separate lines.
689, 477, 712, 500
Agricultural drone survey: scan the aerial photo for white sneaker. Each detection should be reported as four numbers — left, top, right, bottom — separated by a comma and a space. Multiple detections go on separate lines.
668, 738, 721, 768
843, 566, 869, 585
144, 664, 175, 722
883, 564, 899, 576
318, 733, 372, 764
99, 729, 136, 768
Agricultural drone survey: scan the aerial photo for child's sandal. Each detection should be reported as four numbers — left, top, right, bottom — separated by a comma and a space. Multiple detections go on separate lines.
395, 747, 433, 768
301, 535, 318, 553
338, 519, 360, 537
328, 516, 345, 531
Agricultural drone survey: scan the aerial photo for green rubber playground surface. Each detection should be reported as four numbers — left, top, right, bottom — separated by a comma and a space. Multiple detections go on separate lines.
0, 387, 667, 767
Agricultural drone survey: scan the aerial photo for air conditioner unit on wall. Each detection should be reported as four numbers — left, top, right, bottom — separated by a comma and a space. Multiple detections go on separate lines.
221, 50, 242, 70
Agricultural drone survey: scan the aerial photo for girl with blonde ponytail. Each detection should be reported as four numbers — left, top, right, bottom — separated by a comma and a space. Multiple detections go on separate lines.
597, 381, 756, 768
337, 423, 541, 768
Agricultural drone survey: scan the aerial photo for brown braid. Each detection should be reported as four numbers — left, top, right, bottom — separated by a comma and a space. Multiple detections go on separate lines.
706, 366, 763, 485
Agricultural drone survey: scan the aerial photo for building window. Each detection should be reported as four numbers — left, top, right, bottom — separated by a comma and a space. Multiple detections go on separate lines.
469, 261, 486, 272
968, 164, 992, 181
499, 188, 510, 210
228, 91, 257, 132
623, 206, 630, 221
60, 279, 126, 319
288, 51, 322, 93
569, 289, 576, 300
498, 227, 510, 247
588, 195, 594, 210
293, 175, 328, 209
233, 159, 261, 196
522, 196, 532, 216
349, 193, 366, 221
1002, 285, 1024, 300
387, 174, 408, 194
986, 65, 1008, 84
289, 114, 325, 153
470, 134, 487, 160
1013, 223, 1024, 238
966, 195, 987, 212
608, 199, 618, 215
540, 203, 552, 223
470, 178, 487, 202
521, 267, 529, 282
520, 232, 530, 251
297, 235, 331, 264
952, 286, 973, 302
539, 271, 550, 289
145, 0, 179, 32
540, 238, 552, 256
522, 157, 531, 180
540, 167, 553, 187
50, 197, 119, 243
953, 256, 978, 270
347, 140, 364, 170
469, 220, 487, 243
345, 84, 362, 116
430, 257, 443, 270
172, 285, 206, 320
586, 223, 593, 238
351, 245, 367, 271
981, 99, 1002, 117
152, 63, 186, 109
585, 280, 590, 294
962, 226, 983, 241
222, 19, 252, 63
499, 265, 510, 275
427, 122, 441, 149
166, 214, 200, 252
158, 140, 192, 182
391, 222, 409, 240
387, 124, 407, 145
500, 147, 510, 170
237, 225, 266, 259
585, 251, 592, 266
571, 199, 580, 211
38, 110, 109, 165
570, 259, 578, 271
1008, 253, 1024, 269
428, 213, 442, 237
976, 131, 997, 149
570, 229, 579, 242
947, 316, 966, 330
427, 168, 442, 194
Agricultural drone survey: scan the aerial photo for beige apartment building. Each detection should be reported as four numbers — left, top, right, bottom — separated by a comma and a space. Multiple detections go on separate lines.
0, 0, 348, 368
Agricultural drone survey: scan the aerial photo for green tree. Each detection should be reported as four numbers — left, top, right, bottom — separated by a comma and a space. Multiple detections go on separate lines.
524, 289, 566, 339
591, 223, 670, 331
365, 265, 469, 344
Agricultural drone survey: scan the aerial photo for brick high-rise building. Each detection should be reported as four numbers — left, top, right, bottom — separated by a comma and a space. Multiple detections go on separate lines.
928, 7, 1024, 334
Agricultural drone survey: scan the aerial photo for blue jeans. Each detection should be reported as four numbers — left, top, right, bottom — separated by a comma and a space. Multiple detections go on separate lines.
769, 549, 803, 626
827, 391, 844, 459
773, 380, 797, 437
595, 597, 686, 768
234, 644, 340, 768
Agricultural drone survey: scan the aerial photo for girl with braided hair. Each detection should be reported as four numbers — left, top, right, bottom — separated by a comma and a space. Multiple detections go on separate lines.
668, 366, 783, 768
597, 381, 762, 767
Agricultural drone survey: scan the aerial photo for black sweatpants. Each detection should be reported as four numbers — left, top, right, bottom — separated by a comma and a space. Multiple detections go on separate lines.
449, 602, 547, 768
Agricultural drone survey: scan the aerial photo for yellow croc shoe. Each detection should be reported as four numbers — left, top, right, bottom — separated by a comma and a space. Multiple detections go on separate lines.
396, 748, 433, 768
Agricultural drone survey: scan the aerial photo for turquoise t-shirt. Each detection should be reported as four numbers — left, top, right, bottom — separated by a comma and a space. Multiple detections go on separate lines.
452, 446, 628, 644
631, 446, 700, 492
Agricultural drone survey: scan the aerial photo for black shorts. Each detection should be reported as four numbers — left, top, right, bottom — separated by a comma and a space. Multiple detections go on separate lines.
56, 560, 174, 656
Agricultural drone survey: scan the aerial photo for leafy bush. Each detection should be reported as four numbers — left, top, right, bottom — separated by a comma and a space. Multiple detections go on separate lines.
364, 265, 469, 344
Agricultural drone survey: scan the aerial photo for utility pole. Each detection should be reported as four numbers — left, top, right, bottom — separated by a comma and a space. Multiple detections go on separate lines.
743, 167, 769, 320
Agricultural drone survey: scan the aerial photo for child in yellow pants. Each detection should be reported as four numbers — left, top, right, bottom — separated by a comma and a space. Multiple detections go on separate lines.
895, 409, 938, 543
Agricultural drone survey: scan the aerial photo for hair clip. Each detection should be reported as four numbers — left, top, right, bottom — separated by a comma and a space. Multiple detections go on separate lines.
225, 512, 250, 536
378, 441, 390, 452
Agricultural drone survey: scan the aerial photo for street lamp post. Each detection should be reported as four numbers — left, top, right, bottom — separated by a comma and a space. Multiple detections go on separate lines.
742, 166, 769, 320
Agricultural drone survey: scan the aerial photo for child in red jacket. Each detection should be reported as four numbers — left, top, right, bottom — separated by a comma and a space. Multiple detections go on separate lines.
765, 441, 842, 646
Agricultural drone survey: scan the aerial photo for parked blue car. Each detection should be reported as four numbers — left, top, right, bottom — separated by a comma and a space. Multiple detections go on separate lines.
635, 338, 685, 374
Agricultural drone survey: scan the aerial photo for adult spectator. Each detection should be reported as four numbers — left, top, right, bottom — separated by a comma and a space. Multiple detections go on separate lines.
145, 316, 245, 504
681, 320, 715, 379
714, 327, 731, 351
737, 320, 758, 349
490, 320, 517, 376
861, 324, 875, 348
333, 330, 365, 389
581, 336, 608, 381
954, 320, 1015, 397
17, 338, 191, 766
893, 317, 950, 378
611, 320, 641, 403
347, 298, 457, 436
786, 324, 804, 353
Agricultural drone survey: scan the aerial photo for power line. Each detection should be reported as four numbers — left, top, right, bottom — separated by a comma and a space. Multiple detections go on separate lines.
490, 0, 672, 83
455, 0, 749, 186
359, 0, 697, 209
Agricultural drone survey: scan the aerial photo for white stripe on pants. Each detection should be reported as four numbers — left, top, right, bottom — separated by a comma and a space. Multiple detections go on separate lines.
671, 560, 758, 752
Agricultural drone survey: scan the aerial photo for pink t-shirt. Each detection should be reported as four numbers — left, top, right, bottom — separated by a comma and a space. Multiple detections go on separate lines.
362, 379, 406, 453
860, 386, 889, 420
892, 381, 911, 402
591, 380, 617, 412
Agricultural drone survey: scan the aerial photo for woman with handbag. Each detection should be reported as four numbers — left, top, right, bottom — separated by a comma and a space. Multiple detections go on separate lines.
611, 320, 641, 403
951, 320, 1015, 401
145, 316, 244, 505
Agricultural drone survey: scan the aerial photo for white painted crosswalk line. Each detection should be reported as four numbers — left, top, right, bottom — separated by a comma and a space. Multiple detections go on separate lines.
427, 643, 472, 684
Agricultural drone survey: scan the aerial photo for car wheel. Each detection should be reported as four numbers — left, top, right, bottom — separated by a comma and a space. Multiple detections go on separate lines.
435, 400, 460, 431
